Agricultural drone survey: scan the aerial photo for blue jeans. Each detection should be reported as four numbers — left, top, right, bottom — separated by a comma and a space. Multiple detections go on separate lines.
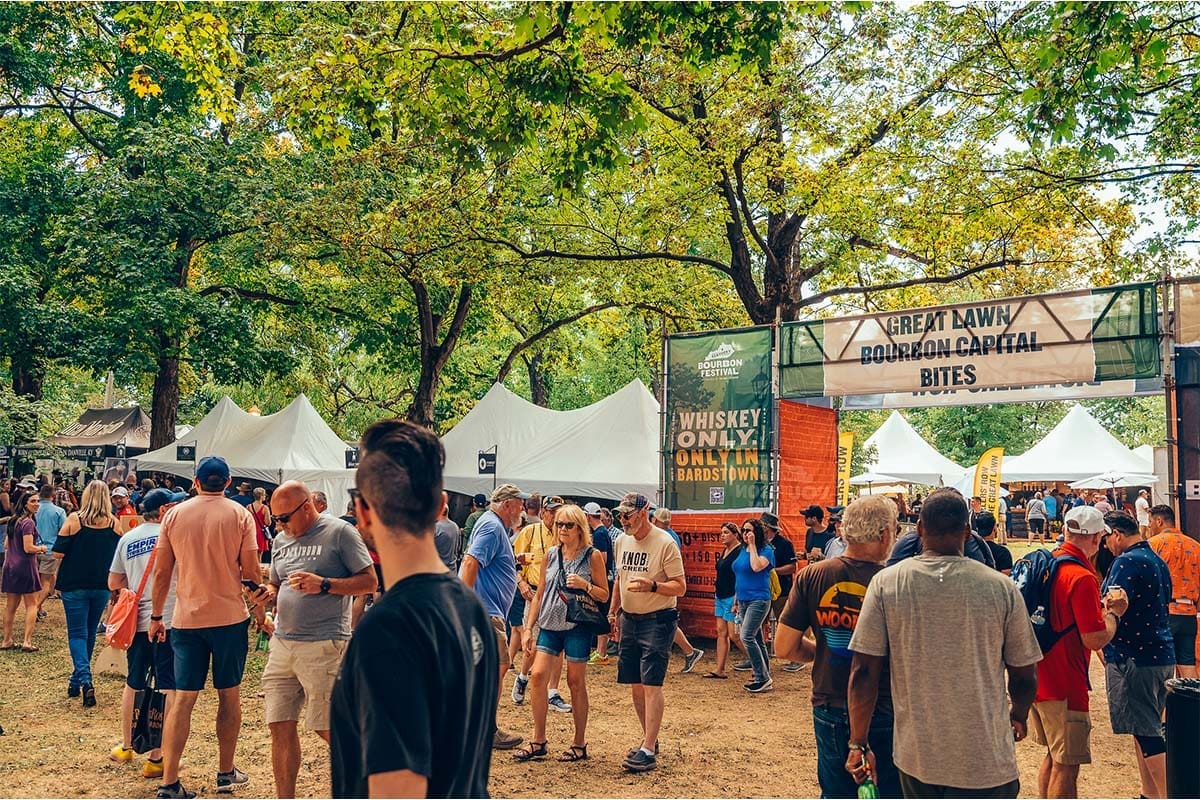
62, 589, 110, 688
739, 599, 771, 682
812, 704, 899, 799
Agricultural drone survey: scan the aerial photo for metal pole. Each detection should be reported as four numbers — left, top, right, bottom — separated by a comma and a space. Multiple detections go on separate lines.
1166, 276, 1179, 516
659, 324, 669, 508
771, 305, 782, 515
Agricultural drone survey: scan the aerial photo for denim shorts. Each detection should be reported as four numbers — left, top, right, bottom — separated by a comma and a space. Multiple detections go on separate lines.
713, 596, 736, 622
172, 619, 250, 692
617, 609, 677, 687
506, 591, 526, 628
536, 627, 592, 663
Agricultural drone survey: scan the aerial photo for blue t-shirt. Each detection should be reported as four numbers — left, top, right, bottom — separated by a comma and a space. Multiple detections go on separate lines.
665, 527, 681, 549
1100, 540, 1175, 666
592, 525, 615, 581
887, 531, 996, 569
732, 543, 775, 602
461, 509, 518, 619
1043, 495, 1058, 520
35, 502, 67, 547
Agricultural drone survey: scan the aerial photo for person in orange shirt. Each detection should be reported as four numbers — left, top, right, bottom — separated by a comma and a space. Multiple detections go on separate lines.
1147, 504, 1199, 679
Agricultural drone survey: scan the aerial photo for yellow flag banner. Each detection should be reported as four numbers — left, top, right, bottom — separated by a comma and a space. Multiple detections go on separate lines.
837, 431, 854, 506
973, 447, 1004, 517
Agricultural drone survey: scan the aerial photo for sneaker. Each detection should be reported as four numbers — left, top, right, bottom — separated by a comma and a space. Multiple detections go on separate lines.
511, 673, 529, 705
143, 759, 164, 779
587, 652, 610, 666
82, 685, 96, 708
733, 660, 753, 672
156, 782, 196, 799
606, 640, 619, 656
548, 693, 572, 713
681, 648, 705, 674
36, 610, 47, 622
626, 740, 659, 759
783, 661, 806, 672
216, 767, 249, 794
623, 748, 658, 773
96, 622, 106, 635
67, 685, 80, 698
746, 678, 774, 693
492, 729, 523, 750
111, 745, 135, 762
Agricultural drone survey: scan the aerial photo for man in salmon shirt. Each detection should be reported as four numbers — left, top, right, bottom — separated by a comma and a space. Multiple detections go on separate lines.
150, 456, 260, 799
1147, 503, 1200, 679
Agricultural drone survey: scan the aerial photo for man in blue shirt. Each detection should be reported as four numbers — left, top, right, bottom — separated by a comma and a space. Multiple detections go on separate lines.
459, 482, 528, 751
584, 502, 616, 666
35, 484, 67, 616
1044, 492, 1059, 525
1100, 512, 1174, 800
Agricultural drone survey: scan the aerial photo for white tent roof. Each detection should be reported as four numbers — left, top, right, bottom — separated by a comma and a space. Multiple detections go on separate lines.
863, 411, 965, 486
1133, 445, 1155, 472
441, 380, 659, 501
1000, 404, 1151, 481
138, 395, 355, 505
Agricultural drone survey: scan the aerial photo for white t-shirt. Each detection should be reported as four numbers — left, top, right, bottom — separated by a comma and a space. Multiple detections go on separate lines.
110, 522, 177, 631
1135, 496, 1151, 526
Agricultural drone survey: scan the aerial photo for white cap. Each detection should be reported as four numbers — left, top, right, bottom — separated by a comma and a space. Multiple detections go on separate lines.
582, 502, 602, 517
112, 486, 129, 497
1064, 505, 1108, 536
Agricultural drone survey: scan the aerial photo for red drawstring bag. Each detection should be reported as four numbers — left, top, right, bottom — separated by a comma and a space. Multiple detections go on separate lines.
106, 545, 158, 650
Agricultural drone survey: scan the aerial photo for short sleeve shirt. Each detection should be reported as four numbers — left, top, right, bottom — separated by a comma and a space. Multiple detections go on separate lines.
269, 516, 374, 642
513, 522, 551, 585
732, 544, 775, 602
768, 532, 798, 594
1101, 540, 1176, 666
614, 526, 685, 615
1036, 543, 1105, 710
35, 502, 66, 547
1135, 497, 1151, 526
110, 522, 178, 631
461, 510, 518, 619
158, 495, 257, 629
1149, 529, 1200, 615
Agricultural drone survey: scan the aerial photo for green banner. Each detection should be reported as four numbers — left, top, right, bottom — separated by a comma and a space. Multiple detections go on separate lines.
664, 327, 773, 510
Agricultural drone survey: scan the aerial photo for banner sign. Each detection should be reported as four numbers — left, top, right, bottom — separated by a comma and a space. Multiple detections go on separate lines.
780, 283, 1159, 398
841, 376, 1163, 410
837, 431, 854, 507
477, 450, 496, 474
973, 447, 1004, 518
664, 327, 773, 510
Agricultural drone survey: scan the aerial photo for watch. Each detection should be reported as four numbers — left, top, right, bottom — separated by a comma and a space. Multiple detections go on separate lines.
319, 578, 332, 595
848, 742, 870, 753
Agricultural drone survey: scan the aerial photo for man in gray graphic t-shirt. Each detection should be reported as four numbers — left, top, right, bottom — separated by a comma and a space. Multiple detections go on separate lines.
249, 481, 376, 798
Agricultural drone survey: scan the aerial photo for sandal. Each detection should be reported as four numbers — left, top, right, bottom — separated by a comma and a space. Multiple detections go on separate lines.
20, 645, 38, 653
512, 741, 548, 762
558, 745, 588, 762
702, 671, 728, 679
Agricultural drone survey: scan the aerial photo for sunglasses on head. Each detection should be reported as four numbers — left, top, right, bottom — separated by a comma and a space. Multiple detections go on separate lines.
275, 497, 309, 524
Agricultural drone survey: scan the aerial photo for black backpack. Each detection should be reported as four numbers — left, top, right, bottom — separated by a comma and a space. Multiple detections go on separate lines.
1010, 548, 1087, 653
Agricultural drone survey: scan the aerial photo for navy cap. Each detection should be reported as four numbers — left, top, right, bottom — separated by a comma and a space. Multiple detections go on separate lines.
196, 455, 230, 484
142, 488, 188, 515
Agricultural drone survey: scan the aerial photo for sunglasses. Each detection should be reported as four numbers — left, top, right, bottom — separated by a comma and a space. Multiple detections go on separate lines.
619, 510, 638, 520
741, 527, 754, 533
554, 521, 578, 530
274, 497, 309, 524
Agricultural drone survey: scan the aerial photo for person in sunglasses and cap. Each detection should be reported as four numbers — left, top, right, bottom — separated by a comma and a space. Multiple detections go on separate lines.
758, 511, 802, 673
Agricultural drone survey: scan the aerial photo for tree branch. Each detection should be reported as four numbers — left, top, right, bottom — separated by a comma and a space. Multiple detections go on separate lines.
496, 301, 618, 382
799, 257, 1023, 308
847, 235, 933, 266
475, 236, 732, 274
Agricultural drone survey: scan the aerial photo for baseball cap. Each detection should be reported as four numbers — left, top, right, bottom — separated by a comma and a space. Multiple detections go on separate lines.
1064, 506, 1108, 536
141, 488, 188, 515
616, 492, 650, 514
491, 483, 530, 503
196, 455, 231, 484
543, 496, 565, 510
759, 511, 780, 530
237, 481, 252, 491
112, 486, 129, 497
803, 504, 824, 519
472, 493, 488, 506
582, 502, 602, 517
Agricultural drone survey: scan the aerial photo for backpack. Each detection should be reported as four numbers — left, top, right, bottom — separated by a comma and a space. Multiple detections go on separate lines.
1010, 548, 1086, 653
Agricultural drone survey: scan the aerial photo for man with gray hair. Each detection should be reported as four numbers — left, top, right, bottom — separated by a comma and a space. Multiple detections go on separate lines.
311, 491, 333, 518
775, 495, 901, 798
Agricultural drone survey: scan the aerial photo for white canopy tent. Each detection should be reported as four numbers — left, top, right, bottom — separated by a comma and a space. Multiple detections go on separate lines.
137, 395, 355, 506
441, 380, 660, 501
999, 404, 1153, 482
862, 411, 966, 487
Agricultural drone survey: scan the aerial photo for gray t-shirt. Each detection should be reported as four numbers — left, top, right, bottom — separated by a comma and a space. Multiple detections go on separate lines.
850, 554, 1041, 790
109, 522, 177, 631
269, 515, 374, 642
434, 518, 461, 572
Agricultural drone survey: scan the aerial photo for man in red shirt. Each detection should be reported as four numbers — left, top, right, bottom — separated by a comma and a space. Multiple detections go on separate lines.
1031, 506, 1129, 798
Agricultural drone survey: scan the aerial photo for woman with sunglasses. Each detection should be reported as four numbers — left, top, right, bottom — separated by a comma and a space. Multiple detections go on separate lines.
2, 487, 48, 651
704, 522, 747, 679
734, 518, 776, 693
513, 504, 609, 763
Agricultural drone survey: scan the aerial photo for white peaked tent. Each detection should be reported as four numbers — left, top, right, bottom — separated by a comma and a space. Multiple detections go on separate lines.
862, 411, 965, 486
1133, 444, 1155, 472
441, 380, 660, 500
138, 395, 355, 505
999, 404, 1151, 482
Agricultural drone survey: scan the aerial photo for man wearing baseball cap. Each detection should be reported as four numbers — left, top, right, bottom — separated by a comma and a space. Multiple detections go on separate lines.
609, 492, 686, 773
460, 482, 529, 750
1030, 506, 1127, 799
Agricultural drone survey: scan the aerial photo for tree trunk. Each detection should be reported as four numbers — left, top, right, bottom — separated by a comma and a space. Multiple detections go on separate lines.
149, 335, 179, 450
406, 362, 439, 429
525, 353, 549, 407
405, 281, 474, 430
9, 349, 45, 443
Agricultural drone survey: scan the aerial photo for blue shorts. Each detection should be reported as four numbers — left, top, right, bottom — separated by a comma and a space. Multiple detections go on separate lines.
714, 596, 736, 622
172, 619, 250, 691
126, 631, 176, 691
536, 627, 592, 663
506, 591, 526, 628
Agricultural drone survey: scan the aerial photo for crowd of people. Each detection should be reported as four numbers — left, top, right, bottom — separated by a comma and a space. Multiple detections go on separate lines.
2, 447, 1198, 799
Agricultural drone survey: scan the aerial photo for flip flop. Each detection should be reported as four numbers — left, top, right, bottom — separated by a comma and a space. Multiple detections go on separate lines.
702, 671, 728, 679
0, 645, 16, 651
20, 645, 38, 653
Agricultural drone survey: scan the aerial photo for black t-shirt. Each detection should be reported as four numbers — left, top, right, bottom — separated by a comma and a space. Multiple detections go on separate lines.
768, 532, 798, 594
715, 544, 743, 599
805, 526, 835, 555
329, 572, 499, 799
985, 540, 1013, 572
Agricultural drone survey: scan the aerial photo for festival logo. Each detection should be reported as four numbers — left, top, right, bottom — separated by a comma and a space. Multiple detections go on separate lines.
815, 580, 868, 662
698, 341, 744, 380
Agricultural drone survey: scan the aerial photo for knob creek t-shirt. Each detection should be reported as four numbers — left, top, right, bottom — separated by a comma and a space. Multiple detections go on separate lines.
614, 526, 685, 615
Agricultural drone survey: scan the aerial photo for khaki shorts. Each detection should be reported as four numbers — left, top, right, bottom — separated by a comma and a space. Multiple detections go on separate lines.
262, 637, 347, 730
490, 615, 508, 659
1030, 700, 1092, 765
37, 553, 60, 577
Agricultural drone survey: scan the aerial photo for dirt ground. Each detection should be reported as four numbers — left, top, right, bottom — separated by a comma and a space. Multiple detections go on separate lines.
0, 599, 1143, 799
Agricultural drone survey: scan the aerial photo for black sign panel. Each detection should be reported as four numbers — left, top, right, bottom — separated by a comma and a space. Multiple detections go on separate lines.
478, 451, 497, 475
176, 443, 196, 462
345, 447, 360, 469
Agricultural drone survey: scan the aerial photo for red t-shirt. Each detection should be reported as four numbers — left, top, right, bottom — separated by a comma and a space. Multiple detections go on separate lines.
1035, 543, 1106, 710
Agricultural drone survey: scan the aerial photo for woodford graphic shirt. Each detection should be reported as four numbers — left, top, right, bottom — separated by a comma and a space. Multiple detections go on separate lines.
615, 526, 685, 615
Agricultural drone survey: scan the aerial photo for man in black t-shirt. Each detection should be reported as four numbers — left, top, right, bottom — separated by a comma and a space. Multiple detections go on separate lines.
760, 512, 801, 671
330, 420, 498, 799
804, 504, 835, 560
974, 512, 1013, 575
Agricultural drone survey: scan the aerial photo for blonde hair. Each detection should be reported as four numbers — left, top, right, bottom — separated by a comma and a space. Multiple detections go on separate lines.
78, 479, 114, 528
253, 487, 267, 501
555, 505, 593, 548
842, 495, 898, 545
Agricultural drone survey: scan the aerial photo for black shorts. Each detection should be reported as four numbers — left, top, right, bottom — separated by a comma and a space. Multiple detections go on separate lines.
1029, 518, 1045, 534
172, 619, 250, 691
126, 631, 176, 691
1169, 614, 1197, 666
617, 609, 678, 687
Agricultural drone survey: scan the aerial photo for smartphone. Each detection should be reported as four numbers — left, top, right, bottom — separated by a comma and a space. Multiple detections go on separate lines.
241, 580, 261, 593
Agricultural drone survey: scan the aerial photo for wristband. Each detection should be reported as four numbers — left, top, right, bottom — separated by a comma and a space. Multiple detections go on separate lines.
150, 615, 163, 621
848, 742, 870, 753
651, 580, 658, 593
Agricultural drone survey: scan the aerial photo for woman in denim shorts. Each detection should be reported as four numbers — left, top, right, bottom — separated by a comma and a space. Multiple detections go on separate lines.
705, 522, 746, 679
513, 504, 610, 763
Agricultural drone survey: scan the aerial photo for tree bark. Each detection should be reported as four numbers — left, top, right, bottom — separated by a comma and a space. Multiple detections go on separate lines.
149, 337, 179, 450
525, 353, 549, 407
405, 280, 474, 429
